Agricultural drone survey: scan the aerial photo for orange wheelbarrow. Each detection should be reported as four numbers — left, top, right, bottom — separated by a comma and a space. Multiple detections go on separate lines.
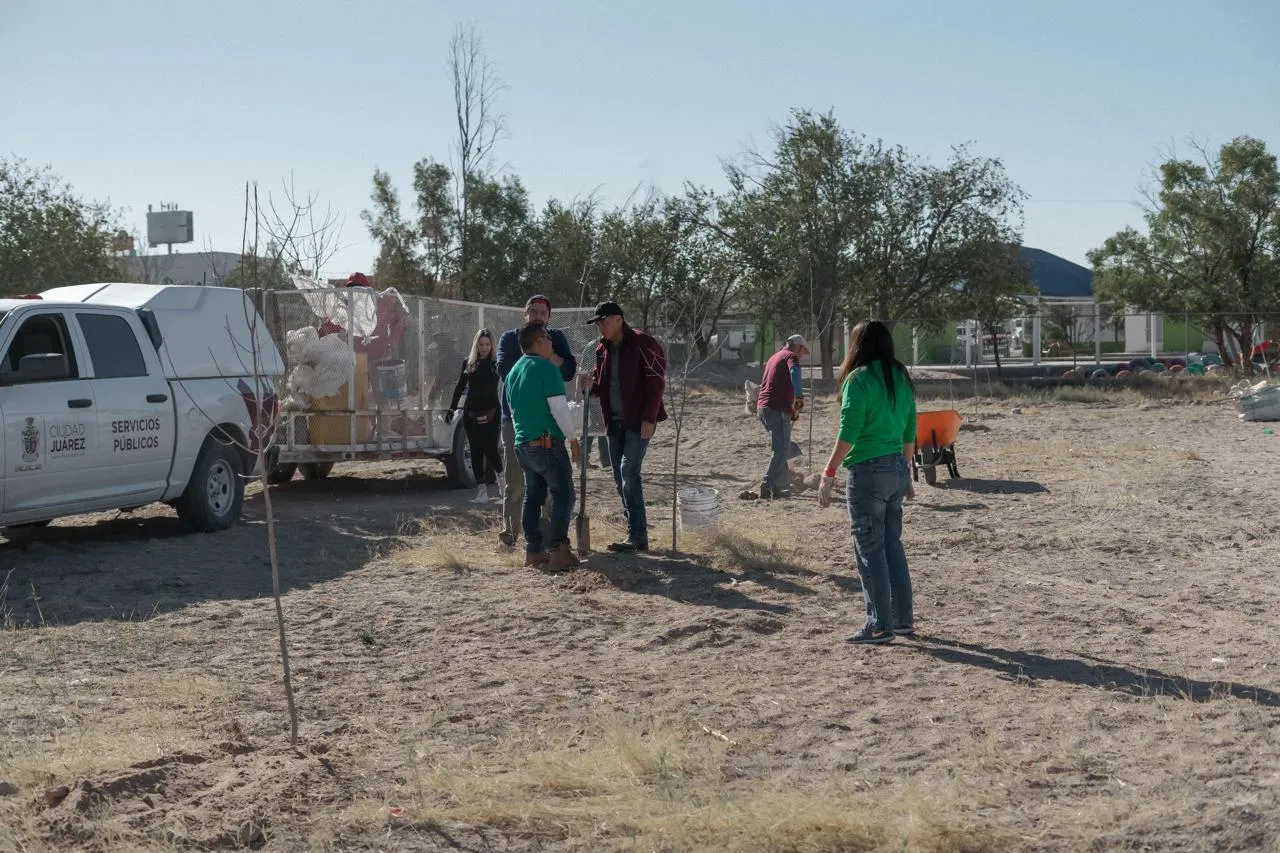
913, 409, 963, 486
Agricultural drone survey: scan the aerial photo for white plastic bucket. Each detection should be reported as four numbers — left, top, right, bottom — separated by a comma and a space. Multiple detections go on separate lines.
375, 359, 407, 400
677, 487, 720, 530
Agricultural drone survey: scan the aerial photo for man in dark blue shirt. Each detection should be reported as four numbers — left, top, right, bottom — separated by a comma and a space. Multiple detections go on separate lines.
496, 294, 576, 546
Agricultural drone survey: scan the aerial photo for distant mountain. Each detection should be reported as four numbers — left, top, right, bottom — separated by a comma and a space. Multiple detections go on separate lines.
1019, 247, 1092, 299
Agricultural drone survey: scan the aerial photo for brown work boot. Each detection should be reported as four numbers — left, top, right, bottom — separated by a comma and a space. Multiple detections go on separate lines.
523, 551, 550, 568
547, 543, 582, 572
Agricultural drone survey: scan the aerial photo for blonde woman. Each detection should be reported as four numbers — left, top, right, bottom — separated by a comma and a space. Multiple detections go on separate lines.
446, 329, 503, 503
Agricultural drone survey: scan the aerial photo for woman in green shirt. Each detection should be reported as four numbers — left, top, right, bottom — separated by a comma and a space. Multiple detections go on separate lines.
818, 321, 917, 644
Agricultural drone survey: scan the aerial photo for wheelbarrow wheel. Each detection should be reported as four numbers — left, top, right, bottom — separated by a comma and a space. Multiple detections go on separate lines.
920, 445, 938, 486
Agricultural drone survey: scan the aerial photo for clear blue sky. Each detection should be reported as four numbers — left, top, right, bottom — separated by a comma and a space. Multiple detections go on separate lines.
3, 0, 1277, 280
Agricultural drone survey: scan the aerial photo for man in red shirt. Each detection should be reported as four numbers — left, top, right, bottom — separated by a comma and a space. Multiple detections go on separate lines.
756, 334, 808, 499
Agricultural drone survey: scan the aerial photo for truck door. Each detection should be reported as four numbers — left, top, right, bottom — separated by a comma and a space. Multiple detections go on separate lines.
74, 310, 175, 503
0, 310, 101, 519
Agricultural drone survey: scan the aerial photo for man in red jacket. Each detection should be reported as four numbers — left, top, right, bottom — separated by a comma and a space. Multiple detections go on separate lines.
586, 302, 667, 552
756, 334, 808, 499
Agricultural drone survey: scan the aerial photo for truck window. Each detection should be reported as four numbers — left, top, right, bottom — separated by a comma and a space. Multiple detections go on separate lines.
77, 313, 148, 379
2, 313, 79, 382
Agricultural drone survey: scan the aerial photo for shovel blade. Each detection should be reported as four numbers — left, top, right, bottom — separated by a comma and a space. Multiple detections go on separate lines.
576, 513, 591, 556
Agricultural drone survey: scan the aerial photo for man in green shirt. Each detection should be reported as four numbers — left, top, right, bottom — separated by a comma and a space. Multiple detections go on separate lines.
505, 322, 582, 571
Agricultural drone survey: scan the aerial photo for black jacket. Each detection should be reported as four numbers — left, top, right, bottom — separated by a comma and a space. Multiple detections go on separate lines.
448, 358, 501, 412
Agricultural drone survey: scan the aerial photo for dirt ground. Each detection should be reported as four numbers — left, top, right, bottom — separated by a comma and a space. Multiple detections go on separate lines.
2, 382, 1280, 852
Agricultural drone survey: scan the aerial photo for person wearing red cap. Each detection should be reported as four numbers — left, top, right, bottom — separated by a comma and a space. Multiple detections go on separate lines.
755, 334, 808, 499
343, 272, 407, 363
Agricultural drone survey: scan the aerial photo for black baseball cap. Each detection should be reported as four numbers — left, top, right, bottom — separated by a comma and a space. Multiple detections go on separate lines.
587, 301, 624, 324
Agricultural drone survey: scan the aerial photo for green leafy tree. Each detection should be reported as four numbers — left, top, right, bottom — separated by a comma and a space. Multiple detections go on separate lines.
461, 174, 535, 302
412, 157, 456, 289
526, 196, 608, 308
1089, 136, 1280, 372
719, 110, 874, 377
361, 168, 427, 293
0, 158, 122, 294
855, 145, 1027, 328
659, 188, 743, 358
598, 189, 685, 329
954, 242, 1034, 378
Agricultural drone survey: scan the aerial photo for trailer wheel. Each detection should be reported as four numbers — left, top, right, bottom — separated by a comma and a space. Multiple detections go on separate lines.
267, 463, 298, 485
300, 462, 334, 480
443, 421, 477, 489
174, 438, 244, 532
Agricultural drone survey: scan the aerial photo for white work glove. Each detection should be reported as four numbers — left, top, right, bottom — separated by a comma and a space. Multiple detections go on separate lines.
817, 475, 835, 508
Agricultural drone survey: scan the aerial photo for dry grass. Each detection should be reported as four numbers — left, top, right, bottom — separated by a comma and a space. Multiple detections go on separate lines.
2, 390, 1279, 851
361, 709, 1011, 853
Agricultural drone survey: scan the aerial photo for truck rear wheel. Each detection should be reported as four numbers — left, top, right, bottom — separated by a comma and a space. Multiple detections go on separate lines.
300, 462, 334, 480
444, 422, 477, 489
175, 439, 245, 532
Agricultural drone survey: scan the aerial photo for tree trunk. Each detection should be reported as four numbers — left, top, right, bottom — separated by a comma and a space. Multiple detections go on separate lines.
1213, 320, 1230, 368
1237, 318, 1255, 376
695, 330, 709, 360
987, 323, 1003, 381
459, 185, 469, 302
671, 420, 680, 551
820, 324, 836, 380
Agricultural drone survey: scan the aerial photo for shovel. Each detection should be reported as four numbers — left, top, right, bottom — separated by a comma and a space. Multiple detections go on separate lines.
575, 392, 591, 556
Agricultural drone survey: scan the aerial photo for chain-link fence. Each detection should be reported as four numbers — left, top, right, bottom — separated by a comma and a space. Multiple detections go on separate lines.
673, 304, 1280, 378
913, 306, 1280, 373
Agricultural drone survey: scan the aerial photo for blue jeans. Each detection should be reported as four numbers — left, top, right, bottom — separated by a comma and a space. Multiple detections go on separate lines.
846, 454, 913, 632
607, 423, 651, 545
758, 407, 792, 492
515, 440, 575, 553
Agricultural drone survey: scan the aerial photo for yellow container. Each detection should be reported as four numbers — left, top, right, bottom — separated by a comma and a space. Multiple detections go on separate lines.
308, 354, 371, 445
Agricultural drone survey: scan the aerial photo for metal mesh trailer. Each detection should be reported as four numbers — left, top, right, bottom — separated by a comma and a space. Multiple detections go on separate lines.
255, 286, 607, 488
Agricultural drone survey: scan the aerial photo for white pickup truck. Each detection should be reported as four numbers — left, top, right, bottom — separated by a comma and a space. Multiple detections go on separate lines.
0, 282, 284, 534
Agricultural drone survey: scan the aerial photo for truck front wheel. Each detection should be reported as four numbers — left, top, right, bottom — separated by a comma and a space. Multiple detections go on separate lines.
175, 439, 245, 532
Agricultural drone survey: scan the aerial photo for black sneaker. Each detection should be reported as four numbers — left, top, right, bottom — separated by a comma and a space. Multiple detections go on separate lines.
845, 628, 895, 645
893, 623, 916, 636
607, 540, 649, 553
759, 486, 791, 500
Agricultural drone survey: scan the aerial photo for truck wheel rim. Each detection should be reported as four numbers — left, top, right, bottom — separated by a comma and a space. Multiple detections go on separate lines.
207, 460, 233, 515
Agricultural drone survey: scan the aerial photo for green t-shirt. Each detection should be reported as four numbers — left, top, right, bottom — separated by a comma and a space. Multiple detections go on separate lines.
838, 362, 917, 467
505, 354, 567, 444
